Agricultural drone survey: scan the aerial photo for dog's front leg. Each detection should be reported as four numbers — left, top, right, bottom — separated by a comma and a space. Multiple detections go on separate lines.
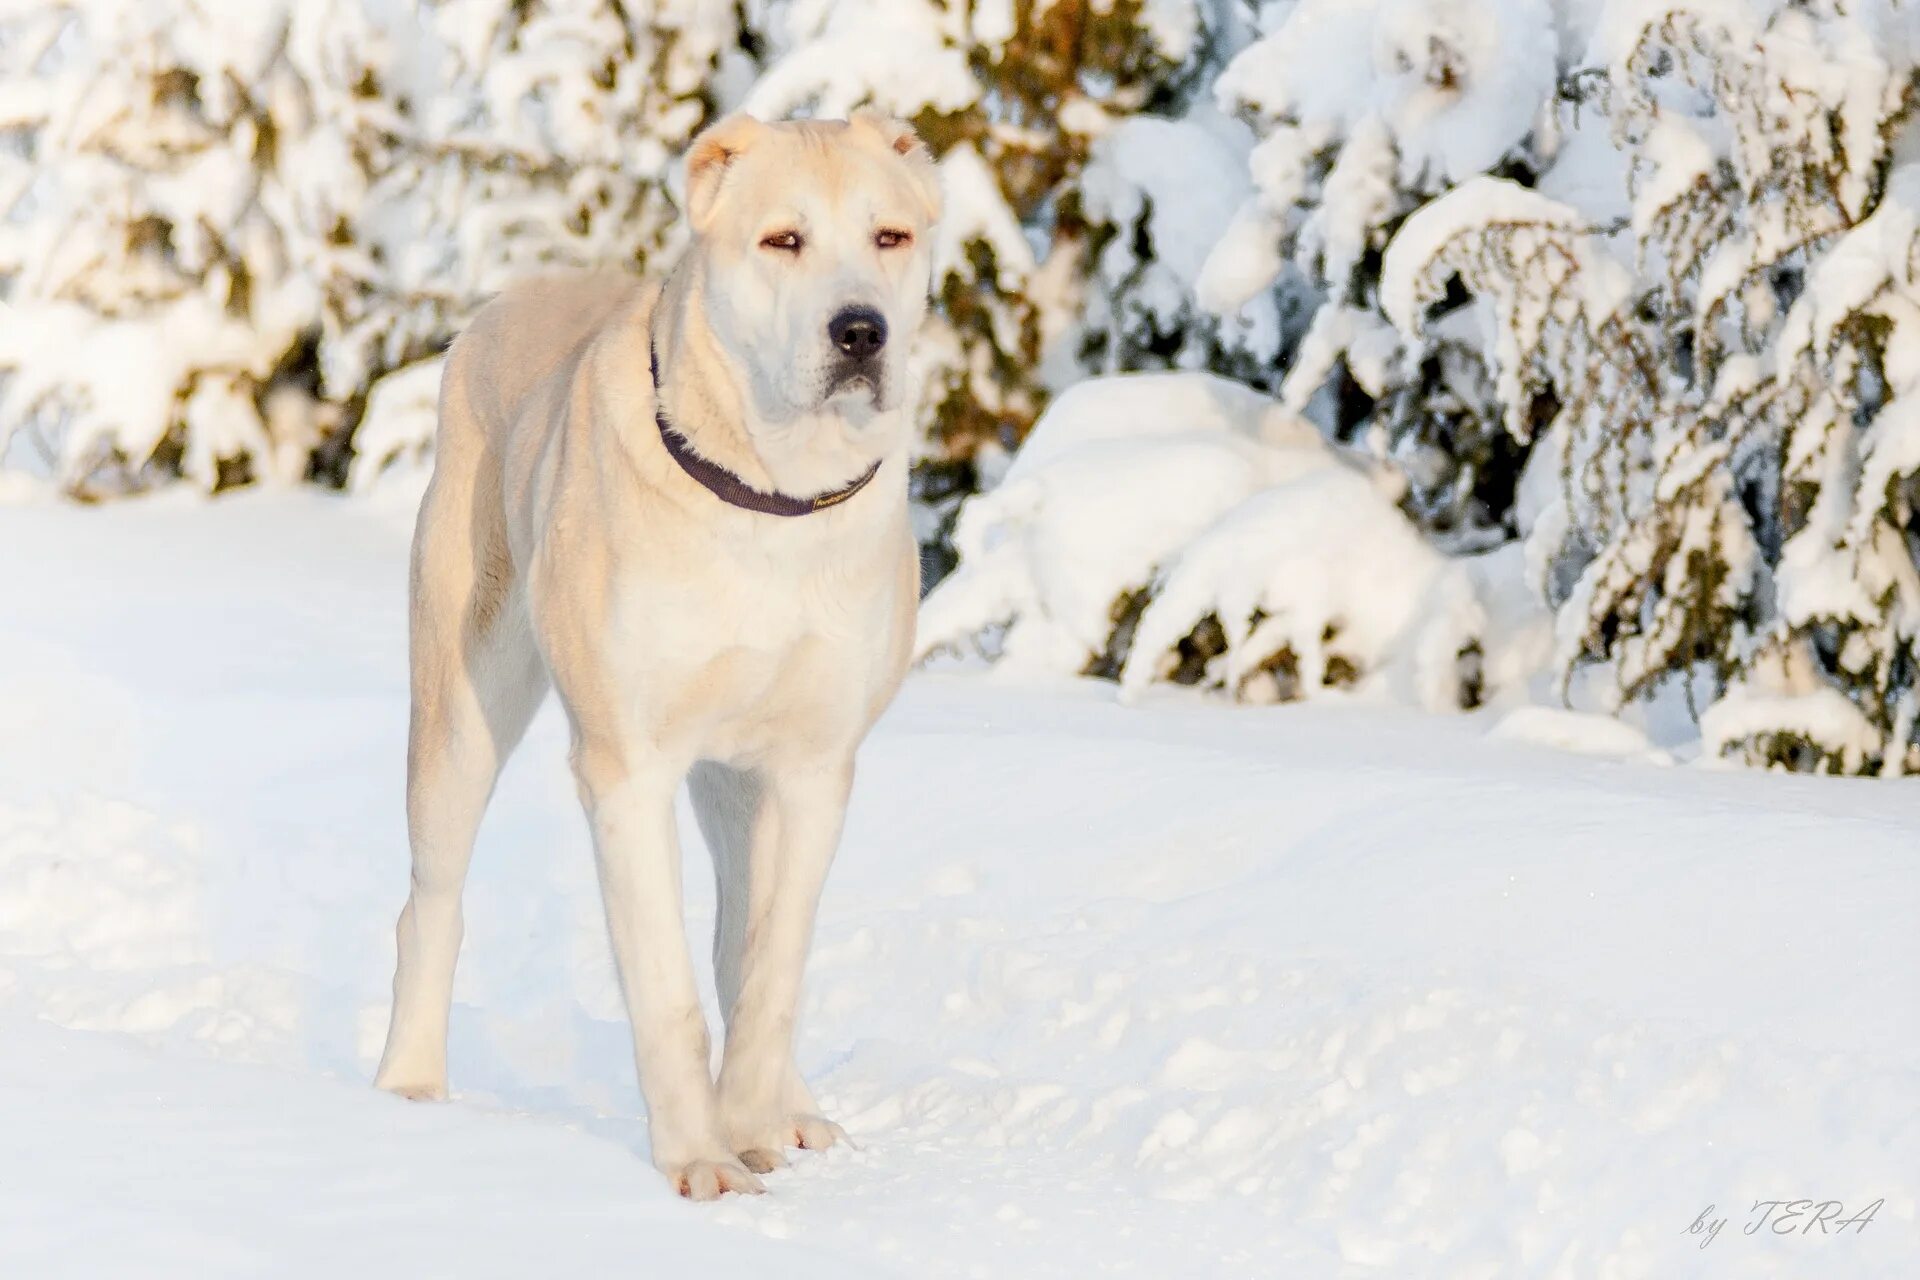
716, 755, 854, 1172
573, 740, 765, 1200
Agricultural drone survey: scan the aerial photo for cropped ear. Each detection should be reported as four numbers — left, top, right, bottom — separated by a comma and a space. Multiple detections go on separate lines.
850, 109, 943, 225
684, 113, 766, 234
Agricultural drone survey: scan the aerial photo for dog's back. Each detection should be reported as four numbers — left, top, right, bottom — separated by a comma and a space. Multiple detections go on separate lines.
439, 274, 640, 460
410, 274, 646, 678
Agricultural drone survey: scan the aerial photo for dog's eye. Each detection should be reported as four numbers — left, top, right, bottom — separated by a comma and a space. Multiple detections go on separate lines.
760, 231, 803, 252
875, 228, 911, 250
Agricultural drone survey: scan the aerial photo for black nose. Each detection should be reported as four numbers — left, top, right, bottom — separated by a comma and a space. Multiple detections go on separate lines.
828, 306, 888, 360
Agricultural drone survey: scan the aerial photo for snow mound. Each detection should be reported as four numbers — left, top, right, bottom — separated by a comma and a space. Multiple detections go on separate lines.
0, 797, 208, 972
1700, 684, 1885, 775
1490, 706, 1674, 764
1005, 371, 1317, 479
0, 793, 297, 1055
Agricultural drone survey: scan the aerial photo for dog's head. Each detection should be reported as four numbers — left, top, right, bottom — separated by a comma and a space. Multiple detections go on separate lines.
681, 112, 942, 428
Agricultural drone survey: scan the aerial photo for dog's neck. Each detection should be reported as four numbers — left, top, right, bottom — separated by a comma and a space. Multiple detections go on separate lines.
649, 268, 900, 501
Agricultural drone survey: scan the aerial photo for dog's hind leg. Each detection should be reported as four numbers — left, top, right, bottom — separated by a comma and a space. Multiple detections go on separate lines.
375, 414, 547, 1101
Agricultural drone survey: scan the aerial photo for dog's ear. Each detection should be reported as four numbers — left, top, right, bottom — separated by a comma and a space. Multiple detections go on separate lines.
850, 110, 942, 226
850, 109, 929, 162
684, 113, 765, 234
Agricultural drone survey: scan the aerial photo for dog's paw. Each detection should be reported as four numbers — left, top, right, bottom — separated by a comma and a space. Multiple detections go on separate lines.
666, 1157, 766, 1201
374, 1075, 447, 1102
731, 1113, 848, 1172
737, 1146, 786, 1175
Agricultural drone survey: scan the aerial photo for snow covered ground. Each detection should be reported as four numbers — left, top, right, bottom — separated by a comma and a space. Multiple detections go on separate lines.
1, 491, 1916, 1277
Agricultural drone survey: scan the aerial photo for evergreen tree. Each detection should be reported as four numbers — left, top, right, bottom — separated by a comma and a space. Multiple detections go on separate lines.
1206, 0, 1562, 549
0, 0, 320, 493
1383, 0, 1920, 772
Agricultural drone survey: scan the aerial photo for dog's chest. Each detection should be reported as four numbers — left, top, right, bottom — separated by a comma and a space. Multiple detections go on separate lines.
607, 540, 904, 762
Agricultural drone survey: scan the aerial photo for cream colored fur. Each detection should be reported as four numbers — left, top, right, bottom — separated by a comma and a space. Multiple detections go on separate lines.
372, 113, 940, 1200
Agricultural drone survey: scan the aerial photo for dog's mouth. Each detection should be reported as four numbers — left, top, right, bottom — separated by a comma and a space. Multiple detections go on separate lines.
824, 367, 882, 408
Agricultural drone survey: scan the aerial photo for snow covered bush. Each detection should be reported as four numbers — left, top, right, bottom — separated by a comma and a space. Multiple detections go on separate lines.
1202, 0, 1563, 548
916, 372, 1490, 710
1115, 464, 1488, 707
0, 0, 321, 494
1383, 0, 1920, 774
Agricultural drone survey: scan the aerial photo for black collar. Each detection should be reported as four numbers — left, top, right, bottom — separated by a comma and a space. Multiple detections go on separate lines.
650, 342, 881, 517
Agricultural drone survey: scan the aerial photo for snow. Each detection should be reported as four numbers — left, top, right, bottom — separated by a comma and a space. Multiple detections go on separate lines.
0, 1017, 853, 1279
1077, 106, 1287, 368
1216, 0, 1555, 186
1194, 196, 1287, 316
1310, 115, 1399, 296
0, 298, 296, 483
1081, 111, 1255, 295
0, 0, 317, 489
918, 433, 1305, 670
1214, 0, 1382, 132
742, 0, 978, 122
1373, 0, 1558, 186
1003, 370, 1316, 478
1136, 0, 1205, 64
2, 494, 1916, 1275
1462, 540, 1557, 696
1488, 704, 1674, 764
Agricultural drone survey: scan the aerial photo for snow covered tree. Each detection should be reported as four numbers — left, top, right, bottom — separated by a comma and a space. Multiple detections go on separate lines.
1203, 0, 1563, 549
0, 0, 323, 494
1383, 0, 1920, 773
0, 0, 752, 494
286, 0, 749, 484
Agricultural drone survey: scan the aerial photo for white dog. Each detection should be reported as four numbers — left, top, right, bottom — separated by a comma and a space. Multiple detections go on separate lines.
372, 112, 941, 1199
